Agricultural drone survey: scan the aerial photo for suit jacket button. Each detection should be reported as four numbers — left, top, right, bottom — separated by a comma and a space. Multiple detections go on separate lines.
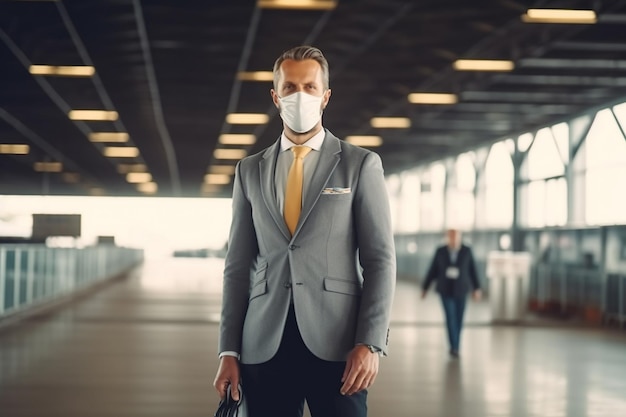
289, 245, 296, 250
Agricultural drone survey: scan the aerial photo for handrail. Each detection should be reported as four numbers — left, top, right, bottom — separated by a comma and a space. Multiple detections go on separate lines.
530, 264, 625, 325
0, 244, 143, 319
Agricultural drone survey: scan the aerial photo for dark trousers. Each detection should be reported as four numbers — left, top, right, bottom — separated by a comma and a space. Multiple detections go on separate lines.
440, 295, 467, 352
240, 306, 367, 417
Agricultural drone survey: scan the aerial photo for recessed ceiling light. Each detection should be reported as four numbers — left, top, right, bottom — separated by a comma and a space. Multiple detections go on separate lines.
237, 71, 274, 81
226, 113, 269, 124
137, 182, 158, 194
219, 134, 257, 145
0, 144, 29, 154
453, 59, 515, 71
29, 65, 95, 77
126, 172, 152, 183
34, 162, 63, 172
117, 164, 148, 174
370, 117, 411, 129
345, 136, 383, 147
103, 147, 139, 158
89, 132, 129, 143
69, 110, 118, 121
257, 0, 337, 10
202, 184, 222, 194
214, 149, 247, 160
408, 93, 458, 104
62, 172, 80, 183
522, 9, 597, 24
204, 174, 231, 185
209, 165, 237, 175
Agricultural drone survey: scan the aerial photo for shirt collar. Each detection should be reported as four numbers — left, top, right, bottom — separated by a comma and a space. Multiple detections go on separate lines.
280, 128, 325, 152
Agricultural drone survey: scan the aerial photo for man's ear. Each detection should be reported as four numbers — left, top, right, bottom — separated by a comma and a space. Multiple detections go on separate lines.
322, 88, 332, 109
270, 89, 280, 108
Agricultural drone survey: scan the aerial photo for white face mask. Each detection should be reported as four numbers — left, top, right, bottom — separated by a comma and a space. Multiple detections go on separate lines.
278, 92, 324, 133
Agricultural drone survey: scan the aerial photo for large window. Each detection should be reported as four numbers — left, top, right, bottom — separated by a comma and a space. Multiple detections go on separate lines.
521, 126, 568, 227
419, 163, 446, 231
580, 108, 626, 225
478, 141, 514, 228
396, 170, 420, 233
446, 152, 476, 229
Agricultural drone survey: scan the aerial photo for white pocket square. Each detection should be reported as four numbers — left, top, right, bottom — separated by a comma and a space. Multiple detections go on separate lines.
321, 187, 351, 195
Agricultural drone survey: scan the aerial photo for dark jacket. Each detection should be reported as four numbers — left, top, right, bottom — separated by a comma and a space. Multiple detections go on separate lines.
422, 244, 480, 298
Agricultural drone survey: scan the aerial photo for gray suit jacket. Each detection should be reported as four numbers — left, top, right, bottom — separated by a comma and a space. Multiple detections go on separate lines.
219, 130, 396, 364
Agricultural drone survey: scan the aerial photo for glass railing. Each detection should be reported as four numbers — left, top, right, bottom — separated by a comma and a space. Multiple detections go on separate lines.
0, 244, 144, 319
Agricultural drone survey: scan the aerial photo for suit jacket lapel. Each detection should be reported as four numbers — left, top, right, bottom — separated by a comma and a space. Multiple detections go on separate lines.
295, 132, 342, 236
259, 139, 291, 240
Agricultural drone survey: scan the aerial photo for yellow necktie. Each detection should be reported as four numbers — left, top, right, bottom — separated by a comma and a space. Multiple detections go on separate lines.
284, 146, 312, 235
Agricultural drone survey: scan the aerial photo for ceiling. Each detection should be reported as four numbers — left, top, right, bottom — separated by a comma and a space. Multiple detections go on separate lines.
1, 0, 626, 198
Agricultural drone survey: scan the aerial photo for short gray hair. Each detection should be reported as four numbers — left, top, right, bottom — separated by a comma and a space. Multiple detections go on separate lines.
273, 45, 330, 90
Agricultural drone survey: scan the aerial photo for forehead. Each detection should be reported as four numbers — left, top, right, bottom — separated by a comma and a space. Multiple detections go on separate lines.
277, 59, 323, 84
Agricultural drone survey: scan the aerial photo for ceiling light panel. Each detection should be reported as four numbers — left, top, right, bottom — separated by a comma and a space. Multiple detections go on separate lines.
117, 164, 148, 174
204, 174, 231, 185
126, 172, 152, 183
210, 165, 237, 175
89, 132, 129, 143
214, 149, 247, 160
137, 182, 158, 194
370, 117, 411, 129
345, 136, 383, 147
408, 93, 458, 104
34, 162, 63, 172
257, 0, 337, 10
219, 134, 256, 145
69, 110, 118, 121
237, 71, 274, 81
0, 144, 30, 154
29, 65, 95, 77
522, 9, 597, 24
103, 147, 139, 158
226, 113, 269, 124
453, 59, 515, 71
62, 172, 80, 183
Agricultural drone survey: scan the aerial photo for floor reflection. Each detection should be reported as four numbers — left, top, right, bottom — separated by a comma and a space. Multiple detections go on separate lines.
0, 257, 625, 417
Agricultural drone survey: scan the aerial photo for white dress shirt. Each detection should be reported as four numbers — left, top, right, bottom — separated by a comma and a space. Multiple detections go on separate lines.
274, 128, 325, 212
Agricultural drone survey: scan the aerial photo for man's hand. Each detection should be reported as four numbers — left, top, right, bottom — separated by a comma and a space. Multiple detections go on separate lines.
213, 356, 241, 401
421, 289, 427, 299
472, 289, 482, 301
340, 345, 379, 396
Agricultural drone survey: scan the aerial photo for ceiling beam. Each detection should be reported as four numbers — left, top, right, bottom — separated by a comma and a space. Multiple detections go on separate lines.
132, 0, 182, 196
491, 74, 626, 87
461, 90, 617, 104
551, 41, 626, 52
519, 58, 626, 70
451, 102, 576, 114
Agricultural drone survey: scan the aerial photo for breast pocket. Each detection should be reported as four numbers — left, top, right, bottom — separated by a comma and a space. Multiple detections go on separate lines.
319, 192, 352, 201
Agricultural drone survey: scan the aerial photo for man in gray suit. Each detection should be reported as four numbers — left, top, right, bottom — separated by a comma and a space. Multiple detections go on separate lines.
213, 45, 396, 417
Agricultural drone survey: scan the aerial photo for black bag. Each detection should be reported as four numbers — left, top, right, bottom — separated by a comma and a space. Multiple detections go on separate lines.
214, 384, 246, 417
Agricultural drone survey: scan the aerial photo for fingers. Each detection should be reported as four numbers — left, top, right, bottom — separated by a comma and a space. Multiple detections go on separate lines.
340, 347, 379, 396
229, 383, 241, 402
213, 356, 240, 400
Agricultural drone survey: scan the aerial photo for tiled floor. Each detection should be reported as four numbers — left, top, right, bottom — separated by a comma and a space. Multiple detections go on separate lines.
0, 257, 625, 417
